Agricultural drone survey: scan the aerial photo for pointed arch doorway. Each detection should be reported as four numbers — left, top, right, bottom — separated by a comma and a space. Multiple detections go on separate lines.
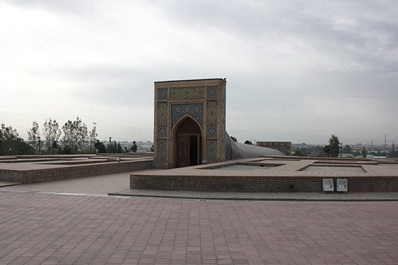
174, 117, 202, 168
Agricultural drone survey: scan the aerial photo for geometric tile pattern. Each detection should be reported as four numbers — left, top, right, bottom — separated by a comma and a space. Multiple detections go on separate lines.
170, 87, 205, 100
221, 84, 226, 125
157, 102, 168, 125
205, 99, 218, 161
207, 86, 217, 98
206, 139, 217, 163
158, 126, 167, 138
206, 125, 217, 137
206, 101, 217, 124
157, 88, 168, 100
171, 103, 203, 129
157, 139, 167, 161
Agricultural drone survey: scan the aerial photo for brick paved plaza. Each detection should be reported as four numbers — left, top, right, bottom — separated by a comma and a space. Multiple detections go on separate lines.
1, 174, 398, 265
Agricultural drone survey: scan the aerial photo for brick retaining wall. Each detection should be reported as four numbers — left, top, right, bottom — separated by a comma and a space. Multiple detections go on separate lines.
130, 175, 398, 192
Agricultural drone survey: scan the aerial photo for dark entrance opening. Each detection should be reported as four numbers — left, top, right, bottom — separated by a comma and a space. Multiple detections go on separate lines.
190, 135, 198, 166
175, 117, 202, 168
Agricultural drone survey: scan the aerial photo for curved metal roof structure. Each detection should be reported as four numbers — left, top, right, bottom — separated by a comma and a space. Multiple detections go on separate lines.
224, 132, 283, 160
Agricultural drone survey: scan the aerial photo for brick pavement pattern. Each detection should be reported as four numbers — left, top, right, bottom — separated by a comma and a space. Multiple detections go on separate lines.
1, 191, 398, 265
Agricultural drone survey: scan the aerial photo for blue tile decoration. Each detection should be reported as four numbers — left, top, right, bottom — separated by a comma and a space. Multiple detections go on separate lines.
157, 140, 167, 161
157, 102, 168, 125
207, 86, 217, 98
158, 88, 168, 100
170, 87, 205, 100
171, 103, 203, 128
158, 126, 167, 138
206, 125, 217, 137
206, 140, 217, 163
206, 100, 217, 123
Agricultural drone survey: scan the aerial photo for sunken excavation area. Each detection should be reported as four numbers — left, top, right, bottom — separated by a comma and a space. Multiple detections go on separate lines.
130, 157, 398, 192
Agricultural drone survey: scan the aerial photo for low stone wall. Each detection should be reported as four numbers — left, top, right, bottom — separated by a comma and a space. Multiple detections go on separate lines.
130, 175, 398, 192
345, 177, 398, 192
1, 160, 153, 184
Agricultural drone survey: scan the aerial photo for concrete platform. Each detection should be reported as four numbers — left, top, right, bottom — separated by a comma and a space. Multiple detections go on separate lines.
2, 171, 397, 201
0, 155, 153, 183
131, 157, 398, 192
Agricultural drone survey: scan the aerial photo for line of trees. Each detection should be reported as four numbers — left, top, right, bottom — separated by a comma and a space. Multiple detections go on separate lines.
293, 134, 342, 157
0, 124, 35, 155
1, 117, 137, 155
27, 117, 98, 154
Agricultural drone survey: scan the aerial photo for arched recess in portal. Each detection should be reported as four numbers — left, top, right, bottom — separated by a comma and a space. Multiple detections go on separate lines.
173, 116, 202, 168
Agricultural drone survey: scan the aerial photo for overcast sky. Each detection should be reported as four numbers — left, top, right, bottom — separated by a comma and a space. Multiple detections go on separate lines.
1, 0, 397, 145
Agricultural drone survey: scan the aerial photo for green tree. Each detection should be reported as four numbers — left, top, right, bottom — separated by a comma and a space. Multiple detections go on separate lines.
131, 141, 137, 153
294, 149, 307, 156
52, 141, 59, 150
117, 142, 123, 153
323, 134, 340, 157
88, 122, 98, 153
61, 117, 88, 153
27, 121, 40, 154
43, 118, 61, 154
106, 141, 123, 153
106, 141, 116, 153
60, 145, 72, 154
0, 124, 34, 155
323, 145, 330, 156
343, 144, 352, 154
94, 140, 106, 153
361, 147, 368, 158
293, 150, 302, 156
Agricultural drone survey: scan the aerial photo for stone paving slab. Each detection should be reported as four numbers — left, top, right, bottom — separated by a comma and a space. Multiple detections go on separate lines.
1, 190, 398, 265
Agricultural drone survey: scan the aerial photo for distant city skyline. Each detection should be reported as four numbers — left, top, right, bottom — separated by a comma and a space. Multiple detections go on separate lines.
1, 1, 397, 146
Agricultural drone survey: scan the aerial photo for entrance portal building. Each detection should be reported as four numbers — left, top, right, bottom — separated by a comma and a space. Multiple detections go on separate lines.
153, 78, 284, 169
154, 78, 228, 168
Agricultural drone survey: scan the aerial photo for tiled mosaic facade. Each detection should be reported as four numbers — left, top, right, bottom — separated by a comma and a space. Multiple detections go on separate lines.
206, 140, 217, 163
171, 103, 203, 128
170, 87, 205, 100
154, 79, 227, 168
157, 102, 168, 125
206, 101, 217, 124
157, 88, 168, 100
206, 125, 217, 137
157, 140, 167, 161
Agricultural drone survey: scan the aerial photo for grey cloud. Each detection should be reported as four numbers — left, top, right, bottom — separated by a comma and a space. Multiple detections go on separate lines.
55, 65, 155, 108
4, 0, 95, 15
160, 1, 398, 68
2, 0, 397, 143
